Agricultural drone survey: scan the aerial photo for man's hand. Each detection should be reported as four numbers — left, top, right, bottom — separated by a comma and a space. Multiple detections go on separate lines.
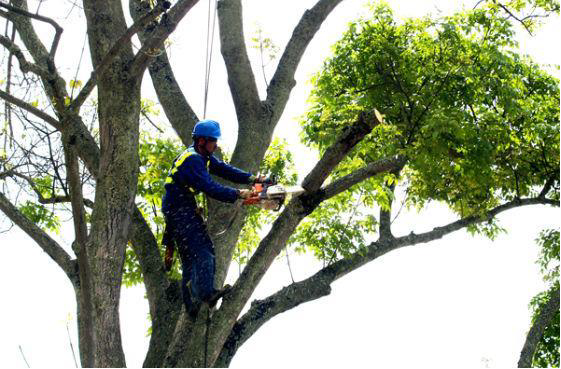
238, 189, 253, 199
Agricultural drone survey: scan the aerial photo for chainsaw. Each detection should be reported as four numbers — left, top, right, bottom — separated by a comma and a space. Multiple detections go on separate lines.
242, 178, 305, 211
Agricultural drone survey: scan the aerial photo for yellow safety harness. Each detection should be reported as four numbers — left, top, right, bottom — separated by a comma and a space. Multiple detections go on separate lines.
165, 148, 210, 219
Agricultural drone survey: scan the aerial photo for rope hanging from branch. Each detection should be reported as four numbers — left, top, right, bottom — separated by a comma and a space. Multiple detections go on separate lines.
203, 0, 218, 119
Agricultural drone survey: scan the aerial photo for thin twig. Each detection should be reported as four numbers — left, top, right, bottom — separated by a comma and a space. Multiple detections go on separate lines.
285, 249, 295, 283
66, 322, 78, 368
18, 345, 30, 368
0, 1, 63, 60
141, 110, 164, 133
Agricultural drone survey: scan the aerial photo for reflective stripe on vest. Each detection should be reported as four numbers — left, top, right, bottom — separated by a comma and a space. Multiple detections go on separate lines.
165, 149, 211, 194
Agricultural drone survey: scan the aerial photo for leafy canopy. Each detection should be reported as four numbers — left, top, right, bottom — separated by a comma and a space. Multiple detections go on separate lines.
301, 2, 559, 226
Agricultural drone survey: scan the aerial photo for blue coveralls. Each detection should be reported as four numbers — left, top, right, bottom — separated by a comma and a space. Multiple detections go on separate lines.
162, 145, 252, 311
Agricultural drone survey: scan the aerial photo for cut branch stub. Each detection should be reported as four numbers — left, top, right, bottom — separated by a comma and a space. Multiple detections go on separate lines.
301, 109, 383, 192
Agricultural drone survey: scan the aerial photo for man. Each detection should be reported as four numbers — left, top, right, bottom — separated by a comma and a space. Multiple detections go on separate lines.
162, 119, 265, 319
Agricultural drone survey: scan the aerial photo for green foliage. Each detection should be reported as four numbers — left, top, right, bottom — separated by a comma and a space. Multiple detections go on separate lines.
288, 188, 377, 262
302, 3, 559, 236
123, 133, 183, 286
234, 137, 298, 265
18, 200, 60, 234
250, 24, 280, 62
484, 0, 560, 33
528, 229, 560, 367
536, 229, 560, 284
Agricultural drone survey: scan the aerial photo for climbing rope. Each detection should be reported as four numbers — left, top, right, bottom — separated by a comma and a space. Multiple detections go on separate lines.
203, 0, 218, 119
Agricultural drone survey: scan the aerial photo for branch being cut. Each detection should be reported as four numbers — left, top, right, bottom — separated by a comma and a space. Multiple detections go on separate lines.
216, 195, 557, 365
0, 191, 75, 279
302, 109, 384, 192
206, 110, 385, 365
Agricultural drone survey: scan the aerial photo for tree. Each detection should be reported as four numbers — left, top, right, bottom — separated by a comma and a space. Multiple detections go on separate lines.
519, 229, 560, 367
0, 0, 559, 367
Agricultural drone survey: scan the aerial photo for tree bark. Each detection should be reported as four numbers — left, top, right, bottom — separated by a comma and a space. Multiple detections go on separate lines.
81, 0, 141, 365
518, 286, 560, 368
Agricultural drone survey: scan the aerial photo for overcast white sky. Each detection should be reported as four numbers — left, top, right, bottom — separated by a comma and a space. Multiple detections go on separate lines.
0, 0, 559, 368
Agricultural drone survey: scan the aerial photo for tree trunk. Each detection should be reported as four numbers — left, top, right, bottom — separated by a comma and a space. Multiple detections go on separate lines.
518, 286, 560, 367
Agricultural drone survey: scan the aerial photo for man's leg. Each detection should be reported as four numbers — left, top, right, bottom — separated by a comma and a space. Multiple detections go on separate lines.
167, 206, 203, 318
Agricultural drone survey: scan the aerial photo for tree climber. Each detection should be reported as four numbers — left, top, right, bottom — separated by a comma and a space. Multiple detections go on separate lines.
161, 119, 267, 319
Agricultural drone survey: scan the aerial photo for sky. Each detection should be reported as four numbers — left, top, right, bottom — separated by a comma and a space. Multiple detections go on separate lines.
0, 0, 559, 368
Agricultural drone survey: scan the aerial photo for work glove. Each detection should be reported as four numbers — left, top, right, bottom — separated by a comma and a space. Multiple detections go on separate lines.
238, 189, 253, 199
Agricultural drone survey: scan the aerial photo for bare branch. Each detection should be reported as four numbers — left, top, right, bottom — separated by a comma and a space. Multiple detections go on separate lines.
0, 191, 76, 279
264, 0, 344, 122
70, 1, 171, 111
129, 0, 200, 76
0, 89, 62, 130
129, 0, 198, 146
6, 0, 68, 112
206, 110, 386, 365
63, 136, 94, 367
216, 274, 332, 367
216, 0, 261, 120
217, 196, 557, 363
0, 1, 63, 60
0, 35, 51, 78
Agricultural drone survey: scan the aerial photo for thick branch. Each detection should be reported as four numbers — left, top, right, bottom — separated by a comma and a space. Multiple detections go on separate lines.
265, 0, 343, 122
302, 109, 383, 192
216, 274, 333, 367
217, 196, 557, 363
217, 0, 261, 119
518, 285, 560, 367
70, 1, 171, 111
129, 0, 199, 76
62, 137, 94, 367
206, 110, 384, 365
129, 0, 198, 146
0, 191, 75, 279
322, 155, 407, 200
0, 89, 62, 130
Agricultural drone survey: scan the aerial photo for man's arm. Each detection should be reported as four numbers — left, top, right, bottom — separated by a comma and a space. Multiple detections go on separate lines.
209, 156, 253, 184
177, 155, 241, 203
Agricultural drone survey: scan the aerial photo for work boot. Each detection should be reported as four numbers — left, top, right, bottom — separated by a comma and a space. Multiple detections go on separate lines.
184, 281, 201, 321
207, 284, 232, 308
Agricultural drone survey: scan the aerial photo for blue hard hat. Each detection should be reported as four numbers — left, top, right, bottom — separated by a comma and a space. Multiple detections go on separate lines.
192, 120, 221, 139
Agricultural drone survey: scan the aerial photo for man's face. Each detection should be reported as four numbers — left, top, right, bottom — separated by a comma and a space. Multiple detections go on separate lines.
200, 137, 218, 154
